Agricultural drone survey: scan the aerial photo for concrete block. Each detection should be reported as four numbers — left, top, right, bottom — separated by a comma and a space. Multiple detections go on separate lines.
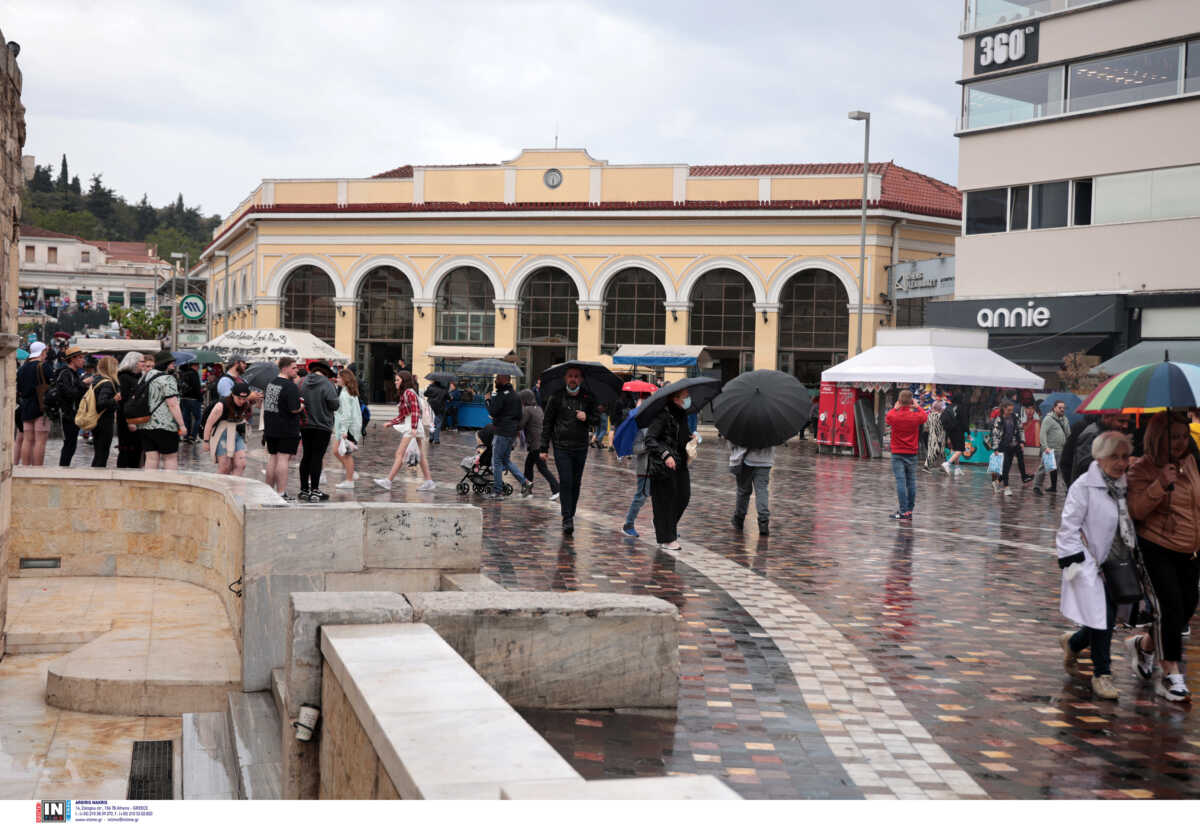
242, 572, 324, 691
324, 569, 439, 594
362, 503, 480, 570
243, 505, 365, 578
285, 591, 412, 717
405, 592, 679, 709
500, 775, 741, 800
439, 573, 504, 592
273, 668, 319, 800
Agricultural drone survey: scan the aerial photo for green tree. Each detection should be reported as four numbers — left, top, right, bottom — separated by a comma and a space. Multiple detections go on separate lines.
56, 154, 69, 192
30, 164, 53, 192
135, 194, 157, 237
86, 174, 116, 228
147, 225, 202, 264
110, 306, 170, 340
23, 206, 103, 238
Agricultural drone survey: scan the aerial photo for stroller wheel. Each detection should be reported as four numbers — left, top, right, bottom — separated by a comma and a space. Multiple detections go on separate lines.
503, 483, 514, 496
455, 481, 470, 495
473, 484, 487, 494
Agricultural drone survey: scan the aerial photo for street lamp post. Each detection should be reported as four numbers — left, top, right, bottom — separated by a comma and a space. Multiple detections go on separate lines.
170, 252, 189, 350
212, 250, 229, 345
848, 110, 871, 356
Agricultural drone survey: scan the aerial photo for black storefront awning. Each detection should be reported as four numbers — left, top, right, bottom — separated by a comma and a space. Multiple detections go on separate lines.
988, 334, 1110, 366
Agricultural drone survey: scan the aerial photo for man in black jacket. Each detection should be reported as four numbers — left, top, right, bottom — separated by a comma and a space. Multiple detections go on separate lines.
178, 362, 204, 443
55, 346, 89, 467
485, 374, 531, 498
424, 380, 449, 444
539, 366, 598, 534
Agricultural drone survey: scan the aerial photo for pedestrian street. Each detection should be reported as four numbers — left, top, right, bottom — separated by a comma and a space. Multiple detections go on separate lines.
61, 427, 1200, 800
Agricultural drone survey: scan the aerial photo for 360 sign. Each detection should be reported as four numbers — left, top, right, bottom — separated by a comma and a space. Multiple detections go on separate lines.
179, 294, 207, 321
974, 22, 1038, 74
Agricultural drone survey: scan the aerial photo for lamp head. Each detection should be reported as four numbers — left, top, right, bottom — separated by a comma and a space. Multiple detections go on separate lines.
847, 110, 870, 121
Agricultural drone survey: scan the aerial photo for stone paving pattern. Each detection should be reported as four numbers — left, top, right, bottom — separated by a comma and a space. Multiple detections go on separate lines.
46, 424, 1200, 799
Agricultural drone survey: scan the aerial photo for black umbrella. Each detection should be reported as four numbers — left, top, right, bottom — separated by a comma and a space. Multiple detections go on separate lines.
424, 371, 457, 385
711, 370, 813, 449
458, 358, 524, 377
630, 376, 722, 429
242, 362, 278, 391
539, 360, 624, 405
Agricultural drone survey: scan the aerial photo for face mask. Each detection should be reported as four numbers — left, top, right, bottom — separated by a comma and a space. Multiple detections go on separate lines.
680, 396, 692, 410
566, 384, 580, 395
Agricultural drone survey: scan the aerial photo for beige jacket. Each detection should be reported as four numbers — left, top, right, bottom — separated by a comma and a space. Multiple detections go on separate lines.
1128, 454, 1200, 553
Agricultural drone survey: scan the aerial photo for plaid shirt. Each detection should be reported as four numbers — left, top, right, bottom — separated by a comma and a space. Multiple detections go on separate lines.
387, 388, 421, 430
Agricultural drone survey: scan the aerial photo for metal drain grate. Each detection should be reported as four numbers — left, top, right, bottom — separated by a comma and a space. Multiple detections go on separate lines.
127, 740, 173, 799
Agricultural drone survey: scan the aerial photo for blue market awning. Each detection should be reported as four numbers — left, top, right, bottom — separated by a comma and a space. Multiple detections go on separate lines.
611, 344, 712, 368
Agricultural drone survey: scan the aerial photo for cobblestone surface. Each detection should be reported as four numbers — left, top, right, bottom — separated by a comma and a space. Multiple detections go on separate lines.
55, 423, 1200, 799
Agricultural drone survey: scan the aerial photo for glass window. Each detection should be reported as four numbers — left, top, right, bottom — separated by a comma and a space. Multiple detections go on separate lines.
971, 0, 1055, 31
130, 292, 146, 307
282, 265, 337, 345
357, 266, 414, 342
603, 269, 666, 348
894, 297, 929, 329
1094, 170, 1153, 223
1069, 44, 1180, 112
777, 270, 849, 352
1188, 40, 1200, 93
48, 247, 57, 264
24, 245, 33, 262
1031, 181, 1069, 228
437, 267, 495, 345
81, 250, 90, 263
519, 268, 578, 343
1151, 164, 1200, 220
689, 269, 755, 350
966, 188, 1008, 234
1009, 185, 1029, 230
108, 292, 124, 306
1073, 179, 1093, 225
965, 67, 1063, 128
75, 290, 93, 305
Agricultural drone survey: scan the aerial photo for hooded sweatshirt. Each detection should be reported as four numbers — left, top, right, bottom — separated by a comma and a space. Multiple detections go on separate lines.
300, 373, 340, 431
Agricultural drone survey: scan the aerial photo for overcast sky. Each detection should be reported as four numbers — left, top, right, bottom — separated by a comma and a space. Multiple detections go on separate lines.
8, 0, 964, 218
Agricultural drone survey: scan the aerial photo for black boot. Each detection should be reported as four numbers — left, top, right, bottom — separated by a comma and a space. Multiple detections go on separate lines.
758, 520, 769, 536
731, 515, 744, 531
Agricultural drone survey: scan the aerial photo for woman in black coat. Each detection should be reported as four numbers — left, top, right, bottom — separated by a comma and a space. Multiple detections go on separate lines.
644, 388, 693, 551
116, 351, 148, 469
90, 355, 121, 467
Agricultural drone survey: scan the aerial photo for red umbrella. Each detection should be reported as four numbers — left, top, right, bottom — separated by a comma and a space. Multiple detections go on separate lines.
622, 380, 657, 393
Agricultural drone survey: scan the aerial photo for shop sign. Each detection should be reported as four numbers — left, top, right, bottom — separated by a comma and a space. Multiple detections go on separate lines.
924, 295, 1124, 336
974, 21, 1039, 74
976, 301, 1051, 329
888, 257, 955, 300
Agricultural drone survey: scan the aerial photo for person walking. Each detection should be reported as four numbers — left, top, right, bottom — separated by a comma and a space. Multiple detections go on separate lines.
1125, 411, 1200, 702
138, 350, 187, 471
374, 371, 436, 492
16, 341, 53, 467
332, 369, 363, 489
178, 362, 204, 443
1056, 430, 1135, 700
730, 441, 773, 536
885, 389, 926, 521
89, 355, 121, 468
263, 357, 302, 500
484, 374, 531, 499
923, 399, 947, 473
941, 396, 965, 475
55, 346, 88, 467
115, 352, 148, 469
541, 366, 598, 534
202, 381, 253, 476
1034, 399, 1071, 496
645, 386, 694, 552
621, 393, 653, 538
520, 388, 559, 500
424, 379, 448, 445
298, 361, 340, 502
990, 400, 1031, 495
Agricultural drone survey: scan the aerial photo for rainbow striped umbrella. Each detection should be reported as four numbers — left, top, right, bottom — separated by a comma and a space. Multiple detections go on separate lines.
1078, 360, 1200, 414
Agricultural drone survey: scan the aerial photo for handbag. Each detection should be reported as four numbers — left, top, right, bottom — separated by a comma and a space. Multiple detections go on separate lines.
1101, 552, 1142, 604
987, 450, 1003, 474
1042, 450, 1057, 471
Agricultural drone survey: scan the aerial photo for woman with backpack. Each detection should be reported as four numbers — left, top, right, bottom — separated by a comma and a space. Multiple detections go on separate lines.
88, 356, 121, 467
116, 352, 149, 469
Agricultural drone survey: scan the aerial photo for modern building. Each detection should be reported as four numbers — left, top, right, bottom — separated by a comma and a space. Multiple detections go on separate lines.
195, 148, 958, 401
17, 225, 170, 317
929, 0, 1200, 381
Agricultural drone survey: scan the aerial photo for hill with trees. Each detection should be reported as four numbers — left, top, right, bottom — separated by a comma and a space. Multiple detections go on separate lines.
23, 154, 221, 262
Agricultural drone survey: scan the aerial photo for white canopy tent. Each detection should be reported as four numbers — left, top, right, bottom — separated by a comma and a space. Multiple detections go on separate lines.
821, 328, 1044, 389
203, 329, 348, 363
73, 338, 163, 355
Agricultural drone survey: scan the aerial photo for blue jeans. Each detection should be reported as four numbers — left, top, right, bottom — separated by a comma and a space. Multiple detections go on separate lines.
431, 413, 443, 443
624, 476, 651, 530
492, 434, 527, 494
181, 398, 202, 440
891, 454, 917, 513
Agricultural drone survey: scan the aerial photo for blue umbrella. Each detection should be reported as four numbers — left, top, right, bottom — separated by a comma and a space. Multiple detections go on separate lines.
1039, 391, 1083, 425
614, 376, 722, 458
173, 350, 197, 366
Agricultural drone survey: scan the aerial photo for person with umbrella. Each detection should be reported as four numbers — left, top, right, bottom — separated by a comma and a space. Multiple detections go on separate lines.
645, 385, 698, 552
540, 366, 599, 534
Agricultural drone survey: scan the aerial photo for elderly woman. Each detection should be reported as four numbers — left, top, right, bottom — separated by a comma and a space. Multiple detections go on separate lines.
1057, 430, 1134, 700
645, 387, 693, 552
1124, 411, 1200, 702
115, 351, 149, 468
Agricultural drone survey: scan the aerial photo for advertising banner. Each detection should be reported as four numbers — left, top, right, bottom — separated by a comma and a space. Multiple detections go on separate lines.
834, 386, 857, 449
816, 382, 837, 445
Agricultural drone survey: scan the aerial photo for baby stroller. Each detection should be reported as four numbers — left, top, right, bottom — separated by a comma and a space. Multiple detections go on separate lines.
455, 454, 512, 496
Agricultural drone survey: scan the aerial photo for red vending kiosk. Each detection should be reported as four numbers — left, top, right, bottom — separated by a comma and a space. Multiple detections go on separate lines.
834, 385, 858, 452
816, 382, 837, 445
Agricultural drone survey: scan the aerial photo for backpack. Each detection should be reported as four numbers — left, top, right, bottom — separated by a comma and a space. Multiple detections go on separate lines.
74, 378, 110, 432
360, 401, 370, 434
38, 362, 60, 417
124, 374, 168, 426
418, 393, 434, 436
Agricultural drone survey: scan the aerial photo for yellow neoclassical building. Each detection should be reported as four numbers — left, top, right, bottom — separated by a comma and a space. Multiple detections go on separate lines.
197, 148, 959, 402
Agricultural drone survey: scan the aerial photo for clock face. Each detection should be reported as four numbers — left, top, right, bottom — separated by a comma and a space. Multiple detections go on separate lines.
543, 168, 563, 189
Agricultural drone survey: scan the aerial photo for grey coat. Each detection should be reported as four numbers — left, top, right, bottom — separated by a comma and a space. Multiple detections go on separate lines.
300, 373, 340, 431
520, 405, 545, 452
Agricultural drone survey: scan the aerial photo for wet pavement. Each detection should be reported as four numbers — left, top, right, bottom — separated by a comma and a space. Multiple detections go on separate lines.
50, 424, 1200, 799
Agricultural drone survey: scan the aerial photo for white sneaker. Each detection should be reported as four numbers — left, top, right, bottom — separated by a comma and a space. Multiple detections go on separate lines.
335, 480, 355, 489
354, 472, 361, 480
1125, 634, 1155, 680
1004, 488, 1013, 497
417, 480, 436, 491
373, 478, 392, 490
992, 479, 1001, 493
954, 467, 964, 476
550, 492, 560, 501
941, 461, 952, 475
1157, 673, 1190, 702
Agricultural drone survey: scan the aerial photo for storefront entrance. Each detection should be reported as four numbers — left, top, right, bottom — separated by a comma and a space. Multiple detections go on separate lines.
519, 343, 575, 388
356, 341, 410, 404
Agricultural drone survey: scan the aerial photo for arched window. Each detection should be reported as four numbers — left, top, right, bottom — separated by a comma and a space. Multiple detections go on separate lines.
241, 271, 248, 306
777, 269, 849, 352
518, 268, 577, 343
603, 268, 665, 350
282, 265, 336, 344
689, 269, 755, 350
437, 267, 495, 344
357, 267, 414, 342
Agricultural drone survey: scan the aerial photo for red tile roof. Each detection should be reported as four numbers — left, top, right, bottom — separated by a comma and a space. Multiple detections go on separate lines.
90, 240, 163, 264
20, 224, 82, 240
689, 162, 892, 176
372, 164, 413, 179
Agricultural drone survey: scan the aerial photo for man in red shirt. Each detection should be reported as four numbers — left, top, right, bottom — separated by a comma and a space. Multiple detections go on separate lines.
885, 389, 928, 521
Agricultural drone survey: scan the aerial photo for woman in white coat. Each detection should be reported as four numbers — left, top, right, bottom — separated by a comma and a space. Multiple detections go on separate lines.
1056, 430, 1135, 700
331, 369, 363, 489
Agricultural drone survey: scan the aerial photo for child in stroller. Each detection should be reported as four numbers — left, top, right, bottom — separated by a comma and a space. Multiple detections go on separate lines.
455, 424, 513, 496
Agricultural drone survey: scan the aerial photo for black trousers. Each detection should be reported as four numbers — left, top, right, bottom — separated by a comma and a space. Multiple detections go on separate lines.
91, 413, 115, 468
59, 415, 79, 467
524, 450, 559, 493
552, 447, 589, 523
1141, 537, 1200, 662
1000, 446, 1028, 486
650, 466, 691, 544
116, 418, 143, 468
1068, 586, 1116, 676
299, 428, 332, 491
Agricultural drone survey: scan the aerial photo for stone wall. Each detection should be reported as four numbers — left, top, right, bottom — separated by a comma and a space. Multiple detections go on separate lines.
0, 33, 26, 657
318, 661, 401, 800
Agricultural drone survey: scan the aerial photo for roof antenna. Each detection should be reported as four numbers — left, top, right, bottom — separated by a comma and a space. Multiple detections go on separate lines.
554, 122, 559, 150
